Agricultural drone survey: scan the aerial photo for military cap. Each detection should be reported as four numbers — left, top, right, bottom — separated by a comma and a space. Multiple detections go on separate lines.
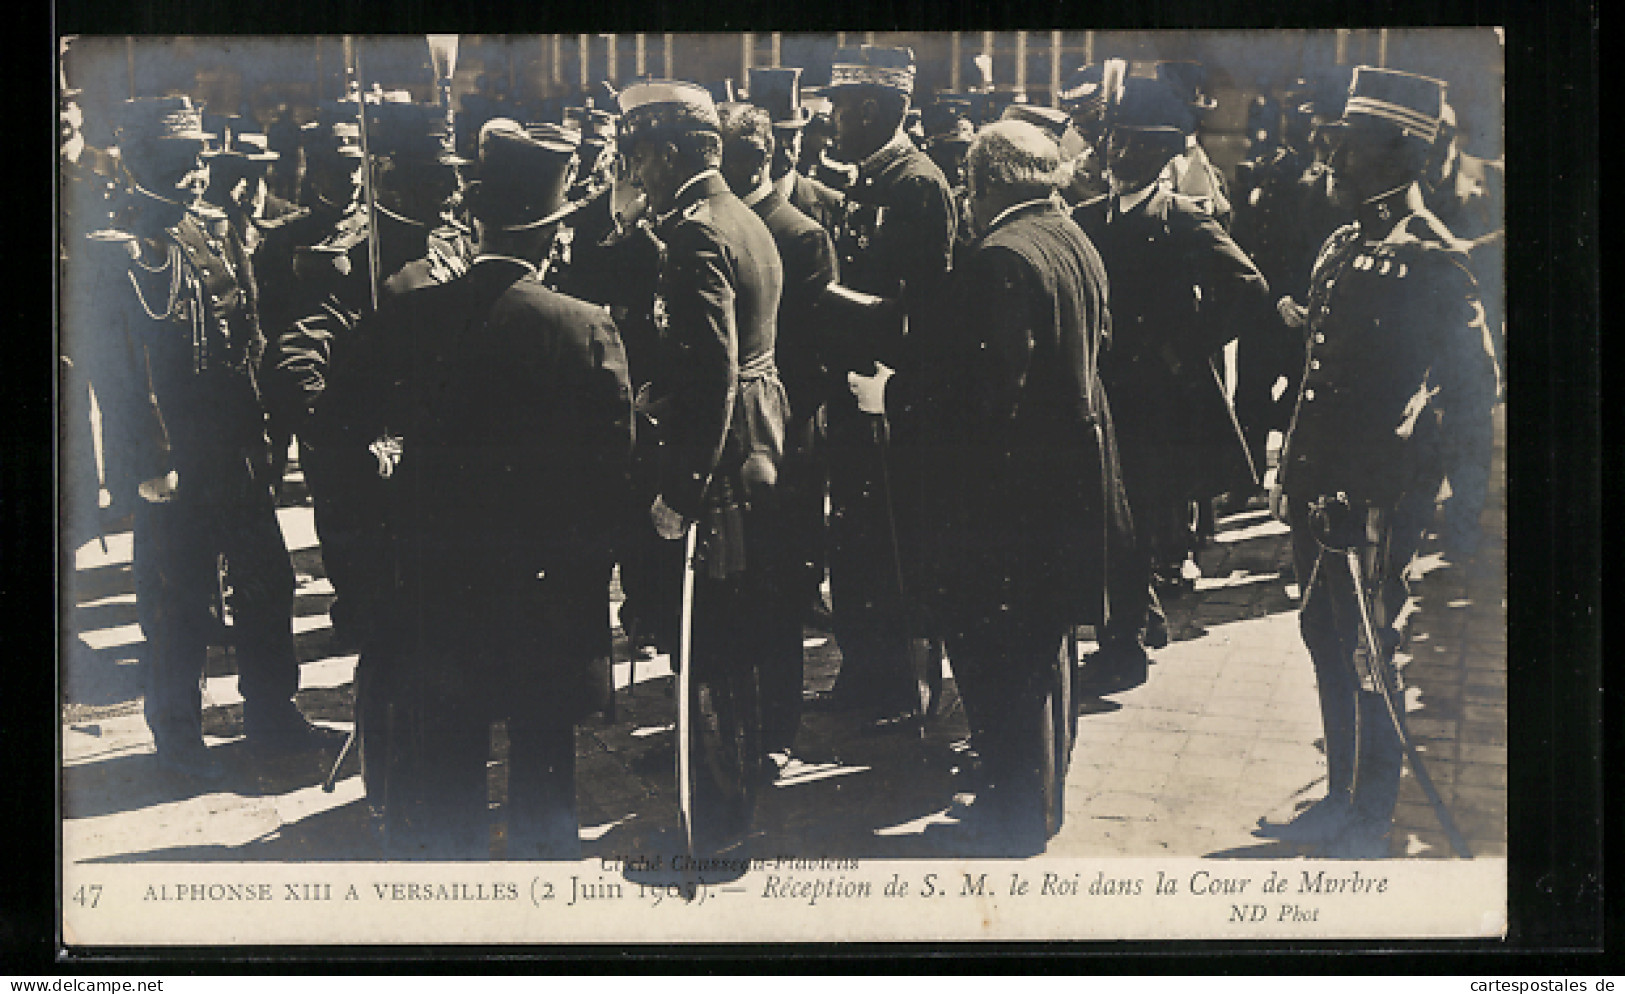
1329, 66, 1448, 144
1107, 75, 1195, 135
617, 79, 722, 144
748, 66, 812, 129
115, 95, 218, 150
1057, 64, 1107, 115
1000, 102, 1071, 142
462, 118, 580, 230
828, 44, 916, 95
1156, 60, 1218, 112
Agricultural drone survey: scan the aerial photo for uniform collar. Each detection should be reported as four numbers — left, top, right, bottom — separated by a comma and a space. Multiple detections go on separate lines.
984, 197, 1056, 235
1356, 181, 1418, 236
470, 253, 539, 277
857, 130, 914, 178
745, 176, 776, 207
656, 168, 726, 226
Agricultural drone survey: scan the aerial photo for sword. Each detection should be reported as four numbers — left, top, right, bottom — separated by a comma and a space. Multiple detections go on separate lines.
1343, 544, 1474, 859
675, 522, 699, 857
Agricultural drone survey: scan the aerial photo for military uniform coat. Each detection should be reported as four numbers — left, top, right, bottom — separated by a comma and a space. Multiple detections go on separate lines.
750, 187, 838, 419
1280, 201, 1499, 508
650, 170, 788, 527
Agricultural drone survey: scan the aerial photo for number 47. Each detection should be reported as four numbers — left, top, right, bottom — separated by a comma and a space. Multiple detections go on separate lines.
71, 884, 102, 908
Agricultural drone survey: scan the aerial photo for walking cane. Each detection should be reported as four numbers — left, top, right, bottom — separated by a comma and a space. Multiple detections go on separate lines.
674, 522, 699, 857
1343, 544, 1474, 859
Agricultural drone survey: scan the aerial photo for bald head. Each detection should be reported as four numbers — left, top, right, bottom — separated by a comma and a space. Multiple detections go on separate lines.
966, 119, 1062, 204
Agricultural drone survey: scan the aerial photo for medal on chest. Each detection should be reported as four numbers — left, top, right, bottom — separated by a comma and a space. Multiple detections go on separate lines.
651, 291, 670, 333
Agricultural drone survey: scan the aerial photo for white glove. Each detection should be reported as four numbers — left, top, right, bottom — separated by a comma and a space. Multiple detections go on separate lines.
138, 470, 179, 503
1277, 295, 1309, 329
369, 434, 405, 479
650, 495, 687, 541
847, 362, 894, 416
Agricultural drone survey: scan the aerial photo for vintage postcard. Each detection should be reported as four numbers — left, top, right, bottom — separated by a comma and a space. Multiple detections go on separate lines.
57, 28, 1507, 946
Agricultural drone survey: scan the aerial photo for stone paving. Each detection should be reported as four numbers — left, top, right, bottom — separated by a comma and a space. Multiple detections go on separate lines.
60, 408, 1505, 865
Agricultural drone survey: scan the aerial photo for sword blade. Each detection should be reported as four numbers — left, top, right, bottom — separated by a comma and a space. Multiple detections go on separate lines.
676, 523, 699, 857
1344, 548, 1474, 859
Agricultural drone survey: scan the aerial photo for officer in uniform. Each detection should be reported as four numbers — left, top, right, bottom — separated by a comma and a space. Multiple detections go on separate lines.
1259, 68, 1499, 857
201, 129, 281, 258
256, 100, 376, 646
716, 100, 841, 775
849, 121, 1122, 852
815, 44, 957, 732
76, 97, 325, 780
749, 67, 845, 236
1053, 63, 1112, 206
322, 119, 632, 858
618, 80, 788, 851
1073, 76, 1271, 691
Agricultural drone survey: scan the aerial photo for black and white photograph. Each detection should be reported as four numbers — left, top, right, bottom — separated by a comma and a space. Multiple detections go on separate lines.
55, 28, 1511, 944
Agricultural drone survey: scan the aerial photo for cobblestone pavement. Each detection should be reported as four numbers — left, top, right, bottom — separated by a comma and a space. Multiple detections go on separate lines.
61, 409, 1505, 865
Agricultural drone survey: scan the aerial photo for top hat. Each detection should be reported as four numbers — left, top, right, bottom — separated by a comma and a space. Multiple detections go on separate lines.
1108, 76, 1195, 136
827, 45, 916, 96
923, 97, 976, 143
304, 99, 366, 160
1058, 64, 1108, 116
1156, 61, 1218, 113
461, 118, 579, 231
1329, 66, 1447, 144
1001, 102, 1071, 142
368, 100, 470, 166
748, 67, 812, 129
617, 80, 722, 145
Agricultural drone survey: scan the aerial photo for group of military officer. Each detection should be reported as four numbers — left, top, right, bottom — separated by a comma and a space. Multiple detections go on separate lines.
60, 41, 1500, 861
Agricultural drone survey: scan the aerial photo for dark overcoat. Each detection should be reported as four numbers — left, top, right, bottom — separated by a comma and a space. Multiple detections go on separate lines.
1073, 185, 1270, 506
893, 199, 1129, 630
321, 256, 633, 720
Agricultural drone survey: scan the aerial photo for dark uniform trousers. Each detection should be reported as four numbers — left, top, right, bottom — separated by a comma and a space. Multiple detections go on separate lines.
134, 450, 300, 748
824, 136, 956, 718
1286, 498, 1421, 823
